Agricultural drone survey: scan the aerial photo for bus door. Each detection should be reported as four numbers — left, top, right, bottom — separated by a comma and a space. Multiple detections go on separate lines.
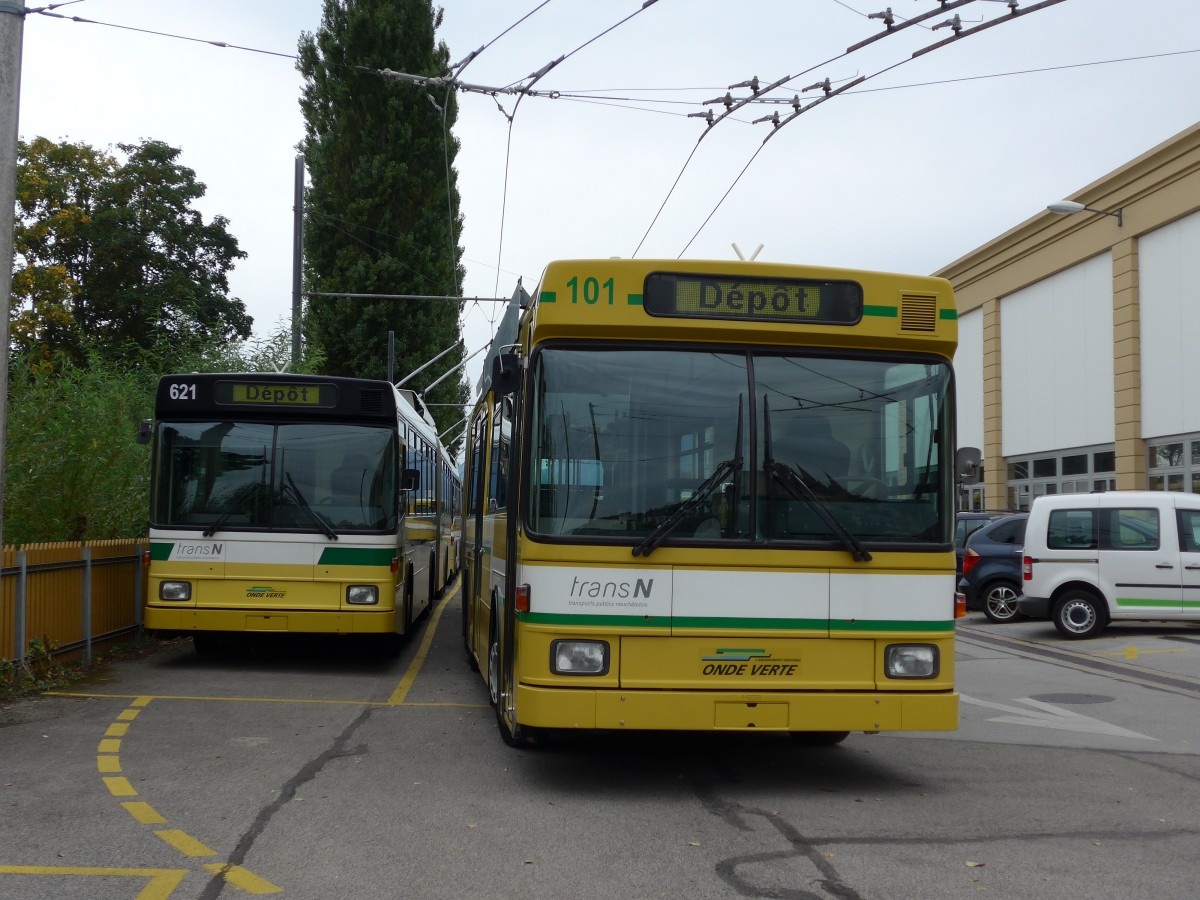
463, 408, 489, 652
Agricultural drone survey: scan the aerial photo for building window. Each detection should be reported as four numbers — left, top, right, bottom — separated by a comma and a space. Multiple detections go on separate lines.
1005, 444, 1116, 510
1146, 434, 1200, 493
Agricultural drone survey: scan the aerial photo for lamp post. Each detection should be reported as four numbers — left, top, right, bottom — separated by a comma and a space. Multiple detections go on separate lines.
1047, 200, 1123, 227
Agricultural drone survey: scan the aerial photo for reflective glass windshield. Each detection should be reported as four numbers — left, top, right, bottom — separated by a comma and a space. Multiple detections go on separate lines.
527, 347, 952, 549
152, 421, 398, 533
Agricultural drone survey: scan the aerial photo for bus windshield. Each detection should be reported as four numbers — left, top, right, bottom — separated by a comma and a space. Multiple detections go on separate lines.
527, 347, 952, 548
152, 421, 398, 534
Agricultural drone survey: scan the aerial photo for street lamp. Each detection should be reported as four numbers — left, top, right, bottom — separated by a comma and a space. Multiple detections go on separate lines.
1047, 200, 1123, 227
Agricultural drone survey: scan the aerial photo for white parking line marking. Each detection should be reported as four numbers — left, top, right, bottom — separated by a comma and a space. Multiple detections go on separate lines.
960, 694, 1156, 740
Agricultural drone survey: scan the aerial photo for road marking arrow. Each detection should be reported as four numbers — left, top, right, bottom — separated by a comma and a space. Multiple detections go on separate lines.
960, 695, 1156, 740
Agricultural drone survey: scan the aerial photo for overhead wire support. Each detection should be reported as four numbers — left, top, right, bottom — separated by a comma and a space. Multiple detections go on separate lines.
635, 2, 941, 258
678, 0, 1070, 256
762, 75, 866, 145
914, 0, 1070, 58
847, 0, 977, 52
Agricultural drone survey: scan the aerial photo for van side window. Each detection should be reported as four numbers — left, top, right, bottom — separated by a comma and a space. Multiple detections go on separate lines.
1103, 508, 1159, 550
1047, 509, 1095, 549
1179, 510, 1200, 553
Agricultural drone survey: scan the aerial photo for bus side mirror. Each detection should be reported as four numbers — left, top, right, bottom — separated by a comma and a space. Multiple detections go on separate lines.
491, 352, 520, 396
137, 419, 152, 445
401, 468, 421, 492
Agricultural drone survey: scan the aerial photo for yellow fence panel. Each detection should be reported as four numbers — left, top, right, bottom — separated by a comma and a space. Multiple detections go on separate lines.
1, 539, 148, 666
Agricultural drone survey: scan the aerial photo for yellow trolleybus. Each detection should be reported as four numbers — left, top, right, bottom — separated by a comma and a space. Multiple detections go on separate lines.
144, 372, 457, 653
462, 259, 961, 745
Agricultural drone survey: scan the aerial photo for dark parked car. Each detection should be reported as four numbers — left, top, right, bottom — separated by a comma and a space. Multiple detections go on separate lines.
958, 512, 1029, 623
955, 510, 1014, 579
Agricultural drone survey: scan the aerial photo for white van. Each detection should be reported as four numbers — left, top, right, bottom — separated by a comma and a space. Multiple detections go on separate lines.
1017, 491, 1200, 639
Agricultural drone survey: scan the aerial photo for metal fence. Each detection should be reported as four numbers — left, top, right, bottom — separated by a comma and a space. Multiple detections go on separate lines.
1, 539, 147, 667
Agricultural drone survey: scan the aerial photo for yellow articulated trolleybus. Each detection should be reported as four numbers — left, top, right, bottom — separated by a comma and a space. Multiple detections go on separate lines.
462, 259, 961, 746
144, 372, 457, 653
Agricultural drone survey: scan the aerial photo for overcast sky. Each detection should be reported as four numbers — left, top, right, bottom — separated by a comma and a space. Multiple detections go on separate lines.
16, 0, 1200, 389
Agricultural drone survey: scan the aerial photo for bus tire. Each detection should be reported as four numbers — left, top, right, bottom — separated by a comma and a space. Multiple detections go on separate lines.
405, 566, 415, 632
427, 552, 437, 616
192, 631, 224, 656
488, 613, 536, 748
790, 731, 850, 746
379, 632, 404, 658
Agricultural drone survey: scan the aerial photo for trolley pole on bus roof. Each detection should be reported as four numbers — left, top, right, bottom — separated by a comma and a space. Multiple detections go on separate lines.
0, 0, 27, 552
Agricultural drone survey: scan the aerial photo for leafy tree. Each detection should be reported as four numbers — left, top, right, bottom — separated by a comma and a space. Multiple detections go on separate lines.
12, 137, 252, 369
298, 0, 468, 448
2, 324, 323, 546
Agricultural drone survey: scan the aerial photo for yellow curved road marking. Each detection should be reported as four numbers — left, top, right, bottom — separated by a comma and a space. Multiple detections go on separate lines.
0, 866, 187, 900
389, 582, 457, 706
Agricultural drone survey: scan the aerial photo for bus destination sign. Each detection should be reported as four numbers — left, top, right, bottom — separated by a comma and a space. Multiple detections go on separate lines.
643, 272, 862, 325
216, 381, 337, 407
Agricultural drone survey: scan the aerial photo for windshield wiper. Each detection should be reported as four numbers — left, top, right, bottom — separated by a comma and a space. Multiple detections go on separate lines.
280, 472, 339, 541
202, 481, 264, 538
763, 397, 871, 563
633, 396, 743, 557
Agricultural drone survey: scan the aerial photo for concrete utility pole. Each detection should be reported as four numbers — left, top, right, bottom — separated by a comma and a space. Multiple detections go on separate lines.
0, 0, 27, 553
291, 154, 304, 367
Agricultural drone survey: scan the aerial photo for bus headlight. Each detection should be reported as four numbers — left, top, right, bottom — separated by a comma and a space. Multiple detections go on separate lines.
159, 581, 191, 601
885, 644, 939, 678
346, 585, 379, 605
551, 640, 609, 675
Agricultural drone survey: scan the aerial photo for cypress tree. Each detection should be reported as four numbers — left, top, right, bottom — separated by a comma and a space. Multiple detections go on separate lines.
298, 0, 467, 446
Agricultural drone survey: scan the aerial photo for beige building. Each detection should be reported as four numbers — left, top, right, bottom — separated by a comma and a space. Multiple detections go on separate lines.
938, 121, 1200, 512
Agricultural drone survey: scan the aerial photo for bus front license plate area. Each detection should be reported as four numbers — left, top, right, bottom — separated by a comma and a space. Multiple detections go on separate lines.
714, 701, 788, 729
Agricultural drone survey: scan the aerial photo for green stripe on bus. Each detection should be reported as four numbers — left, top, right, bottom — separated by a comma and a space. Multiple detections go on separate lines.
628, 293, 643, 306
832, 619, 954, 633
150, 542, 174, 561
519, 613, 665, 628
863, 305, 897, 318
541, 291, 557, 303
675, 617, 829, 630
317, 547, 395, 566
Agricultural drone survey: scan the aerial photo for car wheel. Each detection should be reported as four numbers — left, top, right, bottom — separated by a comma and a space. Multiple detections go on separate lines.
1053, 589, 1106, 639
982, 581, 1022, 623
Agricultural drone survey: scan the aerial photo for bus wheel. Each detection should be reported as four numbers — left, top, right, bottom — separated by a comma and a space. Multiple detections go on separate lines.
488, 616, 536, 748
379, 632, 404, 658
790, 731, 850, 746
487, 619, 500, 708
192, 632, 226, 656
427, 553, 436, 616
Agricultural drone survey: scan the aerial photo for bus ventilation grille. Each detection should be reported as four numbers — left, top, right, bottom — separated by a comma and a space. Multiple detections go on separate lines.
360, 390, 385, 414
899, 293, 938, 332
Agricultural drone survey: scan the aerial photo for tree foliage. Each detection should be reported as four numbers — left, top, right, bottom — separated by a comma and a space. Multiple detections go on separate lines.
298, 0, 468, 448
3, 326, 322, 546
12, 137, 252, 369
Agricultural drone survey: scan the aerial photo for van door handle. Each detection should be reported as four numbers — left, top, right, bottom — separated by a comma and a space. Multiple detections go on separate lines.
1156, 563, 1174, 569
1187, 564, 1200, 570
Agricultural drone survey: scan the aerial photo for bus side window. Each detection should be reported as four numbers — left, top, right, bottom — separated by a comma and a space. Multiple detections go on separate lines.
489, 400, 510, 511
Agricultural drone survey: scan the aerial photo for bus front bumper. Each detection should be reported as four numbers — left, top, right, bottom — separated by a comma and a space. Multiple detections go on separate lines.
144, 606, 398, 635
514, 684, 959, 733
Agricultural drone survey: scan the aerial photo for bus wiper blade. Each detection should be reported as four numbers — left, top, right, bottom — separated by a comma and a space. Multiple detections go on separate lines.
768, 462, 872, 562
202, 482, 263, 538
280, 473, 339, 541
632, 455, 740, 557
